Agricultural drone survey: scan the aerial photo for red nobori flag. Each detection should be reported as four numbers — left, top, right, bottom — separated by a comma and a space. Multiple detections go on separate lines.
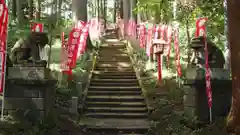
139, 24, 146, 48
30, 22, 44, 32
195, 18, 212, 108
77, 23, 89, 58
62, 28, 81, 80
0, 1, 8, 93
173, 28, 182, 77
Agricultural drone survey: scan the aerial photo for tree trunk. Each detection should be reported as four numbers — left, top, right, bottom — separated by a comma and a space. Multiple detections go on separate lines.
72, 0, 94, 50
97, 0, 100, 19
28, 0, 33, 19
123, 0, 130, 37
12, 0, 17, 19
36, 0, 41, 21
16, 0, 24, 26
119, 0, 123, 19
103, 0, 106, 28
227, 0, 240, 133
72, 0, 87, 22
57, 0, 62, 24
113, 0, 117, 23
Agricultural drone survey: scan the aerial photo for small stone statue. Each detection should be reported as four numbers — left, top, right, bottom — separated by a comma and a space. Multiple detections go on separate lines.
189, 36, 225, 69
10, 32, 49, 64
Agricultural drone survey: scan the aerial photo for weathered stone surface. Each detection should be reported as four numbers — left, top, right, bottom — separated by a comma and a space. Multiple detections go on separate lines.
8, 67, 50, 80
2, 97, 44, 110
183, 94, 196, 107
5, 84, 44, 98
183, 86, 196, 96
70, 97, 78, 115
184, 106, 196, 119
183, 79, 232, 121
185, 68, 230, 80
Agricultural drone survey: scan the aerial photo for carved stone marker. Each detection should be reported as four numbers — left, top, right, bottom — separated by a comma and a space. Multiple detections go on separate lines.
183, 68, 232, 121
4, 61, 56, 119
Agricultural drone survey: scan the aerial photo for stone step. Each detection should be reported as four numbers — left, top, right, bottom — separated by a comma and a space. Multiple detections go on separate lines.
92, 75, 137, 79
99, 52, 128, 56
86, 101, 146, 108
86, 95, 144, 102
96, 62, 132, 67
95, 67, 134, 72
87, 107, 148, 113
97, 58, 131, 62
91, 78, 138, 83
85, 112, 147, 119
84, 119, 149, 134
97, 58, 131, 63
100, 45, 126, 49
90, 82, 139, 87
87, 90, 141, 96
96, 65, 132, 68
93, 71, 136, 76
98, 55, 130, 59
88, 86, 141, 91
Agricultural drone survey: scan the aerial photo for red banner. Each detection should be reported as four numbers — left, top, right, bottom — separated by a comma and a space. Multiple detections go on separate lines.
146, 26, 153, 56
195, 18, 208, 37
0, 2, 8, 93
139, 24, 146, 48
128, 19, 136, 37
31, 22, 43, 32
173, 28, 182, 77
196, 18, 212, 108
62, 28, 82, 80
77, 23, 89, 58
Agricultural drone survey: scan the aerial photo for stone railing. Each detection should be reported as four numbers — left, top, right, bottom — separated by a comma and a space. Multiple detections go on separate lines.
183, 68, 232, 121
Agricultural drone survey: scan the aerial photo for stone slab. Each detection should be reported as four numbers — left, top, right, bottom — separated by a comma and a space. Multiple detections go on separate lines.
8, 67, 50, 80
0, 97, 44, 110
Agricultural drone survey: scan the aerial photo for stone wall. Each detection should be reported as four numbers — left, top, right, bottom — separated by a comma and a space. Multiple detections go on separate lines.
183, 68, 232, 121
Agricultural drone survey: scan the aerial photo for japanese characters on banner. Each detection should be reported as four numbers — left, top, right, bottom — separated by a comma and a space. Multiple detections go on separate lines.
61, 28, 82, 79
77, 22, 89, 58
146, 26, 153, 56
139, 23, 146, 49
196, 18, 212, 108
31, 22, 44, 32
0, 1, 8, 93
60, 32, 68, 71
128, 19, 136, 37
61, 20, 91, 80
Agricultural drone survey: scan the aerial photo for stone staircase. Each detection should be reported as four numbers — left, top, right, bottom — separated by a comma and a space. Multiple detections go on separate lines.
84, 41, 149, 134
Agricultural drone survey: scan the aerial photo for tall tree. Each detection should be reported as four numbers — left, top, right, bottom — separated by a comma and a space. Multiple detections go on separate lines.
57, 0, 63, 22
113, 0, 117, 23
28, 0, 34, 19
36, 0, 41, 20
227, 0, 240, 133
123, 0, 130, 37
72, 0, 94, 50
12, 0, 17, 19
16, 0, 24, 26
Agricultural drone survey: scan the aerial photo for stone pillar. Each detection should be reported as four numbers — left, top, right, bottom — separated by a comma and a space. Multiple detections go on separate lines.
183, 68, 231, 121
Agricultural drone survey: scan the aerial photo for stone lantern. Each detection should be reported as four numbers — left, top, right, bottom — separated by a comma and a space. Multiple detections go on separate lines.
152, 39, 168, 81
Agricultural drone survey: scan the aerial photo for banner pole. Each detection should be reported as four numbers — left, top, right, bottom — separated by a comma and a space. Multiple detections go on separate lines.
209, 106, 212, 123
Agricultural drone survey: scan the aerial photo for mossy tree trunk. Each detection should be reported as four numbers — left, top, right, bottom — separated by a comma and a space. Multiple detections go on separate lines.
227, 0, 240, 133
